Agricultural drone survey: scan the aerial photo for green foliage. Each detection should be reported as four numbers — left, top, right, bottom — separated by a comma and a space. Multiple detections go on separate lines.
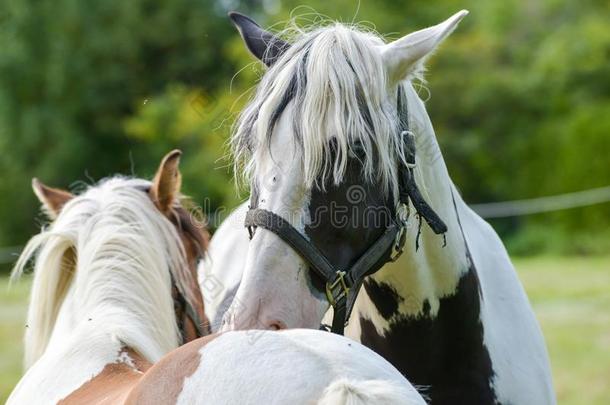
0, 0, 246, 270
426, 0, 610, 251
506, 223, 610, 256
0, 0, 609, 272
123, 84, 245, 213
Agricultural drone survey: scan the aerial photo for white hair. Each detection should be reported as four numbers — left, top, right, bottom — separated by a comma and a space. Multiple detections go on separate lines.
232, 23, 418, 196
13, 177, 187, 368
318, 378, 427, 404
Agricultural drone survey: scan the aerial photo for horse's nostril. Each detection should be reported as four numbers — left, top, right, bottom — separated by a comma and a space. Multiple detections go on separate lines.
268, 321, 286, 331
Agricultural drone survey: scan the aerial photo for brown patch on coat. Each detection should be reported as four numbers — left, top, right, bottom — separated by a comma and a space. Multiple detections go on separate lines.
125, 333, 222, 405
58, 335, 221, 405
58, 349, 151, 405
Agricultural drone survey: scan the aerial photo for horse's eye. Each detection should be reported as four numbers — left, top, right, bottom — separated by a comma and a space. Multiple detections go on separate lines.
349, 142, 366, 159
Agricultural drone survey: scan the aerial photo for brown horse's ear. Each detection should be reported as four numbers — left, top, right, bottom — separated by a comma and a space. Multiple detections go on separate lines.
150, 150, 182, 214
32, 178, 74, 219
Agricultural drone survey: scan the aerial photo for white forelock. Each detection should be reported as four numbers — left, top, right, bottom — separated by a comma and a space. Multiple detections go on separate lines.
13, 177, 185, 367
232, 22, 423, 197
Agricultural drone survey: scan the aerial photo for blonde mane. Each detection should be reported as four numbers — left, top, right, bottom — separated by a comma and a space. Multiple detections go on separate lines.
232, 22, 421, 196
13, 177, 188, 368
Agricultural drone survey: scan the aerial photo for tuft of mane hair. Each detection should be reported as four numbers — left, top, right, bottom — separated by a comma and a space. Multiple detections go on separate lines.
232, 22, 421, 197
317, 378, 426, 404
12, 177, 191, 368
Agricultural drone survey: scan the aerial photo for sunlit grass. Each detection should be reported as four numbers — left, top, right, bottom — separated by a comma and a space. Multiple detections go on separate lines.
0, 256, 609, 403
0, 276, 29, 403
514, 256, 610, 405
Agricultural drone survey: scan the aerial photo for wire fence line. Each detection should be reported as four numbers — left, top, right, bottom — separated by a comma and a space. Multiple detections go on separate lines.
470, 186, 610, 219
1, 186, 609, 265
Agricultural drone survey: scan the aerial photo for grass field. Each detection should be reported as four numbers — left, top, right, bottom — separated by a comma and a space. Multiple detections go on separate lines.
1, 256, 609, 403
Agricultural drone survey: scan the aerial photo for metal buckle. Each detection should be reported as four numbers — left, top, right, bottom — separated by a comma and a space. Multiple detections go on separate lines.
325, 271, 350, 307
390, 222, 407, 262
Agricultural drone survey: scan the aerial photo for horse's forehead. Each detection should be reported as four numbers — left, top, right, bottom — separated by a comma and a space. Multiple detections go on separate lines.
262, 104, 297, 167
255, 106, 305, 197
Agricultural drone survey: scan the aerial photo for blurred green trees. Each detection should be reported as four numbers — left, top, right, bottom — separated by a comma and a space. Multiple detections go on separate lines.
0, 0, 608, 270
0, 0, 249, 268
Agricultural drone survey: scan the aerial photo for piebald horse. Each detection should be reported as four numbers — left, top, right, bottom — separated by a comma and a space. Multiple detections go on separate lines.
9, 151, 425, 404
203, 11, 556, 404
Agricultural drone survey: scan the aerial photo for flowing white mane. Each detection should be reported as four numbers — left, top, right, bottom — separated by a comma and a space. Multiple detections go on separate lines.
13, 177, 187, 367
232, 23, 420, 195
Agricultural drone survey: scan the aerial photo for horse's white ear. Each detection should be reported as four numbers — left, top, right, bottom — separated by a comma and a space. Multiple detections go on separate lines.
150, 149, 182, 213
32, 178, 73, 219
380, 10, 469, 84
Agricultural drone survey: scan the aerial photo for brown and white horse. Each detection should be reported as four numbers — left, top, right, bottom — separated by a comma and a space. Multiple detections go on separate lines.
8, 151, 425, 404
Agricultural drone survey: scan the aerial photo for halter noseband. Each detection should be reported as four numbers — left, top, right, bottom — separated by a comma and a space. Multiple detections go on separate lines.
244, 88, 447, 334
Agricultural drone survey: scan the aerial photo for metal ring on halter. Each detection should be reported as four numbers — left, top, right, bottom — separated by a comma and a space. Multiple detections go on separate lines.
390, 226, 407, 262
401, 131, 417, 169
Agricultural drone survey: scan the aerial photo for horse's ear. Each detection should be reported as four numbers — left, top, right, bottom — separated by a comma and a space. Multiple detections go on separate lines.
380, 10, 468, 84
150, 150, 182, 214
228, 11, 290, 67
32, 178, 73, 219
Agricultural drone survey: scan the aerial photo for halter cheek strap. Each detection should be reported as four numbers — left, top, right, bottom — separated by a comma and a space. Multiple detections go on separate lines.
170, 272, 208, 341
399, 130, 448, 236
396, 86, 447, 236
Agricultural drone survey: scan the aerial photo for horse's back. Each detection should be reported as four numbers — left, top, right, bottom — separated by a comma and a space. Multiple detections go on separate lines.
460, 203, 556, 404
59, 361, 144, 405
129, 330, 425, 405
125, 334, 219, 405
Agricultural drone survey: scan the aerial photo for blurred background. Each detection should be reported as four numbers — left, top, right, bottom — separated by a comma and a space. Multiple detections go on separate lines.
0, 0, 608, 403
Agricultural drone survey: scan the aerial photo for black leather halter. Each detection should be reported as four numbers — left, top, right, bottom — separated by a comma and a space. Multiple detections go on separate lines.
244, 88, 448, 334
171, 273, 207, 341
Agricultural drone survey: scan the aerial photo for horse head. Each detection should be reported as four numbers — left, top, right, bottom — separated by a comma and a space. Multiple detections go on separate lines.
222, 11, 467, 331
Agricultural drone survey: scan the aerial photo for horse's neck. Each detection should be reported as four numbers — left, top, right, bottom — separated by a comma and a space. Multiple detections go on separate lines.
10, 332, 148, 405
349, 82, 472, 332
10, 304, 132, 405
40, 255, 178, 369
341, 85, 500, 401
45, 288, 134, 351
11, 284, 162, 405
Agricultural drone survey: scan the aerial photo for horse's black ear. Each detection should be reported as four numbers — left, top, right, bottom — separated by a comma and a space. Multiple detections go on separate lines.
228, 11, 290, 67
